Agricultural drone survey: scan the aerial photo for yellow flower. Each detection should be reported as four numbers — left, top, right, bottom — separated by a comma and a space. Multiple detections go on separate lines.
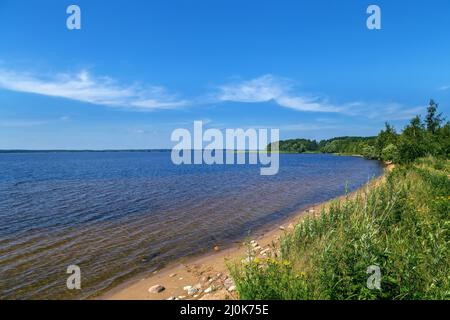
282, 260, 290, 266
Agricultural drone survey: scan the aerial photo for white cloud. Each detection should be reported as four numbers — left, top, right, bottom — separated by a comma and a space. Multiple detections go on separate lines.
438, 85, 450, 91
0, 68, 428, 120
216, 75, 344, 113
362, 103, 425, 121
215, 75, 427, 120
0, 68, 188, 110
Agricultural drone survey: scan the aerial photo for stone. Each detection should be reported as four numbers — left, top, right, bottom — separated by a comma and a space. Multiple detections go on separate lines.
228, 285, 236, 292
148, 284, 165, 293
241, 257, 253, 264
224, 278, 235, 290
187, 287, 198, 295
166, 296, 177, 300
201, 275, 211, 282
194, 283, 202, 290
184, 285, 199, 295
169, 273, 177, 278
204, 285, 215, 294
200, 289, 229, 300
279, 226, 285, 230
213, 246, 220, 251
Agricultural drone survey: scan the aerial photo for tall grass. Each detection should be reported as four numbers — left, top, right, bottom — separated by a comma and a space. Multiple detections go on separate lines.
230, 157, 450, 300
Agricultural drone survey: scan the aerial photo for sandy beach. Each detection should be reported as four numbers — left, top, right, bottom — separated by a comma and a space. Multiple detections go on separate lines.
101, 164, 392, 300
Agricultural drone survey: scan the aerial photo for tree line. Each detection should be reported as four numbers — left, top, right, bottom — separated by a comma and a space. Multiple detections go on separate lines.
269, 99, 449, 163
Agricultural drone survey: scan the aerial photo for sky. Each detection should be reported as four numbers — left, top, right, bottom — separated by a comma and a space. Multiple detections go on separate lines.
0, 0, 449, 149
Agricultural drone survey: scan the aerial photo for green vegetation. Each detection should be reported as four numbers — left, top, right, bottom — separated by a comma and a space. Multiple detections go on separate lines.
270, 99, 450, 164
268, 136, 376, 155
274, 139, 320, 153
230, 157, 450, 299
232, 100, 449, 300
319, 136, 377, 157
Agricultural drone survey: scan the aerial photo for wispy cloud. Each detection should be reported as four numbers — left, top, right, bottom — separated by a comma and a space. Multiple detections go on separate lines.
215, 75, 348, 113
0, 68, 188, 110
215, 75, 426, 120
438, 85, 450, 91
363, 103, 425, 121
0, 68, 428, 120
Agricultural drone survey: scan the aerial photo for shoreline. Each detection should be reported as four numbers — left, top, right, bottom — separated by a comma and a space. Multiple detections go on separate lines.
100, 162, 392, 300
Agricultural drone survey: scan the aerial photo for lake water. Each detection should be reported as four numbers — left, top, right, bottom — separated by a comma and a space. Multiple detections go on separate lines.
0, 152, 383, 299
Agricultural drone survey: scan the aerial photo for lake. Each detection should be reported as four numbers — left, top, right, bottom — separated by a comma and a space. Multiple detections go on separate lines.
0, 151, 383, 299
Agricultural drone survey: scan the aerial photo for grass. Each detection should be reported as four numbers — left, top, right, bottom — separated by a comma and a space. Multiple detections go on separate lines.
229, 157, 450, 300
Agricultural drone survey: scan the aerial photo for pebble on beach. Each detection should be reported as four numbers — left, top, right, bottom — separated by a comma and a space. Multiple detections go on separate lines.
204, 286, 215, 294
224, 278, 235, 290
148, 284, 165, 293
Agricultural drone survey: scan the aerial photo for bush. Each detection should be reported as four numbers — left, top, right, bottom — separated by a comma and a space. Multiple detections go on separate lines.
381, 144, 399, 162
362, 145, 377, 159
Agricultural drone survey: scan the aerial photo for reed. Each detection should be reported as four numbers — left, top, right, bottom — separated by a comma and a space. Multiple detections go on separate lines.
230, 156, 450, 299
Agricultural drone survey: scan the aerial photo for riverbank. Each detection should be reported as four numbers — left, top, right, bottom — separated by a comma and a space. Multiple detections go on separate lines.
101, 162, 393, 300
231, 157, 449, 300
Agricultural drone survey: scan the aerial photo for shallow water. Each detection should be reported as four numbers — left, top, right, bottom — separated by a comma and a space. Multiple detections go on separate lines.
0, 152, 383, 299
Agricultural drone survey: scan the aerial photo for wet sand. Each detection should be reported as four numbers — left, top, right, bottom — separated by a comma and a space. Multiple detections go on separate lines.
101, 164, 393, 300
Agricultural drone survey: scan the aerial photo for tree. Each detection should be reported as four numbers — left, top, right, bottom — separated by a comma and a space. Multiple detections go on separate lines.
375, 122, 398, 157
425, 99, 443, 134
397, 116, 427, 163
381, 144, 399, 162
362, 145, 377, 159
435, 122, 450, 158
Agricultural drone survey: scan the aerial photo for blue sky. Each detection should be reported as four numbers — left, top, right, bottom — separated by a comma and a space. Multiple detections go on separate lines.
0, 0, 449, 149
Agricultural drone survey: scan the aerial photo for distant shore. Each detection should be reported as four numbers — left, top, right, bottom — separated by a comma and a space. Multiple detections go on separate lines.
100, 162, 391, 300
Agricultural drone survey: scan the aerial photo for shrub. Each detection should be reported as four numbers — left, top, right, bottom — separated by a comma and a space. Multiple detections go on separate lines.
381, 144, 399, 162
